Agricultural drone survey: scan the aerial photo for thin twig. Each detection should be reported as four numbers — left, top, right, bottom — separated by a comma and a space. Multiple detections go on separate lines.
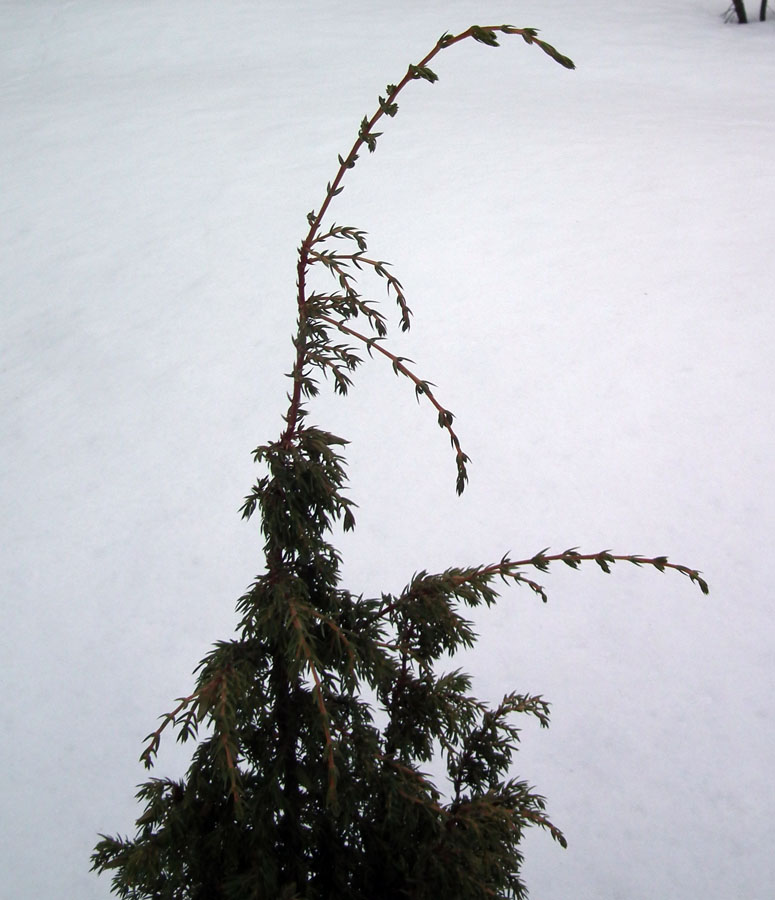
317, 313, 469, 491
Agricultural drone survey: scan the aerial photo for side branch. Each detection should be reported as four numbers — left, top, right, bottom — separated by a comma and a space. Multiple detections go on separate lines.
449, 550, 709, 601
215, 674, 241, 808
520, 806, 568, 847
140, 673, 223, 769
287, 598, 338, 800
374, 550, 708, 619
495, 549, 709, 596
307, 249, 411, 331
318, 313, 469, 493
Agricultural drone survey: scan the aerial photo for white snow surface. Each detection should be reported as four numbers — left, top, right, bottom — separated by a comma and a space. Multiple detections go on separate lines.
2, 1, 774, 897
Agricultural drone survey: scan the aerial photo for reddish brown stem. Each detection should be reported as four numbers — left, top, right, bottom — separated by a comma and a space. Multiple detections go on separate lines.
317, 312, 468, 473
280, 26, 543, 447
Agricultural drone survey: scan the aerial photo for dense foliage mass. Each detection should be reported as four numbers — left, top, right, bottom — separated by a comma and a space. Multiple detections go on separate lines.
93, 25, 706, 899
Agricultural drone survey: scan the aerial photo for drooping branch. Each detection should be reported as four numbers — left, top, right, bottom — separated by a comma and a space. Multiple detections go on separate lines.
281, 25, 575, 458
287, 596, 338, 800
302, 26, 572, 255
214, 674, 241, 807
374, 550, 708, 622
139, 675, 221, 769
508, 549, 710, 595
317, 313, 470, 493
452, 549, 710, 601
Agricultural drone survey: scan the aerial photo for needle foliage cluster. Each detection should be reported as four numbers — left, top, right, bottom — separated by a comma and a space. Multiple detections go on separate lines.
92, 24, 706, 900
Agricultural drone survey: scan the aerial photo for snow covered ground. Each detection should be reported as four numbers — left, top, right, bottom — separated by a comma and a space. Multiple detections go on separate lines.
2, 1, 774, 897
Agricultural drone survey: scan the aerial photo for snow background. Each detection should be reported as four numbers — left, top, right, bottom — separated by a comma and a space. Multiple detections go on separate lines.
2, 0, 773, 897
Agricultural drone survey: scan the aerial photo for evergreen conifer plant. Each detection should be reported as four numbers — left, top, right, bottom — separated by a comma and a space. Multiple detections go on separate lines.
92, 24, 708, 900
